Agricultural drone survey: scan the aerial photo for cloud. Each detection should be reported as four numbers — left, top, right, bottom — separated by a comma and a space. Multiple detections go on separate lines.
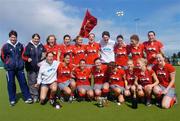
0, 0, 82, 45
0, 0, 179, 56
0, 0, 126, 45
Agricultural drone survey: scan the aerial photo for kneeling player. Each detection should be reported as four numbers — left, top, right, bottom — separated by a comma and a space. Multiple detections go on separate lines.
35, 52, 61, 109
72, 59, 94, 101
57, 53, 76, 102
124, 60, 137, 98
92, 58, 109, 100
135, 58, 159, 106
153, 54, 177, 109
109, 62, 125, 105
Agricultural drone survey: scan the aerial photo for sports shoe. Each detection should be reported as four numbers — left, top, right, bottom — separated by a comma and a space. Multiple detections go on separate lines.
155, 102, 161, 107
33, 97, 39, 103
69, 96, 73, 103
25, 98, 33, 104
60, 97, 65, 102
10, 101, 16, 106
146, 100, 152, 107
77, 97, 85, 102
49, 99, 55, 105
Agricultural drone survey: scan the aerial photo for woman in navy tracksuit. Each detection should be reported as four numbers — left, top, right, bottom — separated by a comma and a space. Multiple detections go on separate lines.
1, 30, 32, 106
22, 33, 46, 102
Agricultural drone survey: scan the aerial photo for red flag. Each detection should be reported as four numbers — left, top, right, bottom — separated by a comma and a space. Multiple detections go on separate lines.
79, 10, 97, 38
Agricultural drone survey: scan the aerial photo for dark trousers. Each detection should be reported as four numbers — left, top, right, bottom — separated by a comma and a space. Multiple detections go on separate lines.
6, 70, 31, 102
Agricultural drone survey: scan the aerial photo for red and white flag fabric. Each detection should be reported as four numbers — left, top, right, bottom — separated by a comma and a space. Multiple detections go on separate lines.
79, 10, 97, 38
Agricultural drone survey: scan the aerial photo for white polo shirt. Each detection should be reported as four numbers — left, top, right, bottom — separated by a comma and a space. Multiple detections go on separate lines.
99, 39, 115, 63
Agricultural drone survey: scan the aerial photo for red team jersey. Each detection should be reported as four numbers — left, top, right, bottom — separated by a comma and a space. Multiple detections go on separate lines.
153, 63, 175, 88
44, 44, 59, 60
109, 68, 125, 87
136, 69, 154, 87
127, 44, 144, 65
85, 42, 100, 64
57, 63, 74, 83
73, 67, 91, 86
114, 45, 128, 66
72, 44, 86, 65
125, 69, 136, 85
91, 64, 108, 84
59, 44, 74, 62
143, 40, 163, 64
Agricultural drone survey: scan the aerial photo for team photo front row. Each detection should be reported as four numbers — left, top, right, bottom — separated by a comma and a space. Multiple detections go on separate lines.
1, 30, 177, 109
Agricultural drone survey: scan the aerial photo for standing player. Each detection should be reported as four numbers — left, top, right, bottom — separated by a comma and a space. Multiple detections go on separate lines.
85, 33, 100, 65
135, 58, 159, 106
153, 54, 177, 109
23, 33, 46, 102
99, 31, 115, 63
143, 31, 164, 65
72, 36, 86, 65
59, 35, 74, 62
91, 58, 109, 99
57, 53, 76, 102
35, 52, 61, 109
127, 34, 144, 66
109, 62, 125, 105
72, 59, 94, 101
114, 35, 128, 69
1, 30, 32, 106
44, 35, 59, 60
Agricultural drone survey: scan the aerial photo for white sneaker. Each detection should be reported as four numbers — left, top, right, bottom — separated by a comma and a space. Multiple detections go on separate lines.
33, 97, 39, 103
10, 101, 16, 106
146, 100, 152, 107
25, 98, 33, 104
49, 99, 55, 105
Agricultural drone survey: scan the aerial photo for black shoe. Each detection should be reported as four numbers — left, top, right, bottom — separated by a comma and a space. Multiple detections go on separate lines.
155, 99, 162, 107
77, 97, 85, 102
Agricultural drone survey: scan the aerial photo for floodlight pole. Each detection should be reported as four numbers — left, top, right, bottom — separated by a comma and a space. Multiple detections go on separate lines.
134, 18, 140, 34
116, 11, 124, 34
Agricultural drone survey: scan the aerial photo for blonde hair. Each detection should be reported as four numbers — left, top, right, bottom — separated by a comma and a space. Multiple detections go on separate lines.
137, 58, 147, 66
127, 59, 134, 64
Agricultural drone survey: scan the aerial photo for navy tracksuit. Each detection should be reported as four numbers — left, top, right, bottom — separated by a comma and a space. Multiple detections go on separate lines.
1, 41, 31, 102
23, 42, 46, 98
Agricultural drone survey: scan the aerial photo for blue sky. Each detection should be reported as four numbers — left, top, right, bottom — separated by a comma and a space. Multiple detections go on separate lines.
0, 0, 180, 55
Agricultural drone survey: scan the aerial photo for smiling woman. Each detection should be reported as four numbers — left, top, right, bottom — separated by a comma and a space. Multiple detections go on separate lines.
22, 33, 46, 103
35, 52, 61, 109
1, 30, 33, 106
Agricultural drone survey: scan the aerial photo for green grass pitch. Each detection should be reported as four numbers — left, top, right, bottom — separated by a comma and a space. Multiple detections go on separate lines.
0, 67, 180, 121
